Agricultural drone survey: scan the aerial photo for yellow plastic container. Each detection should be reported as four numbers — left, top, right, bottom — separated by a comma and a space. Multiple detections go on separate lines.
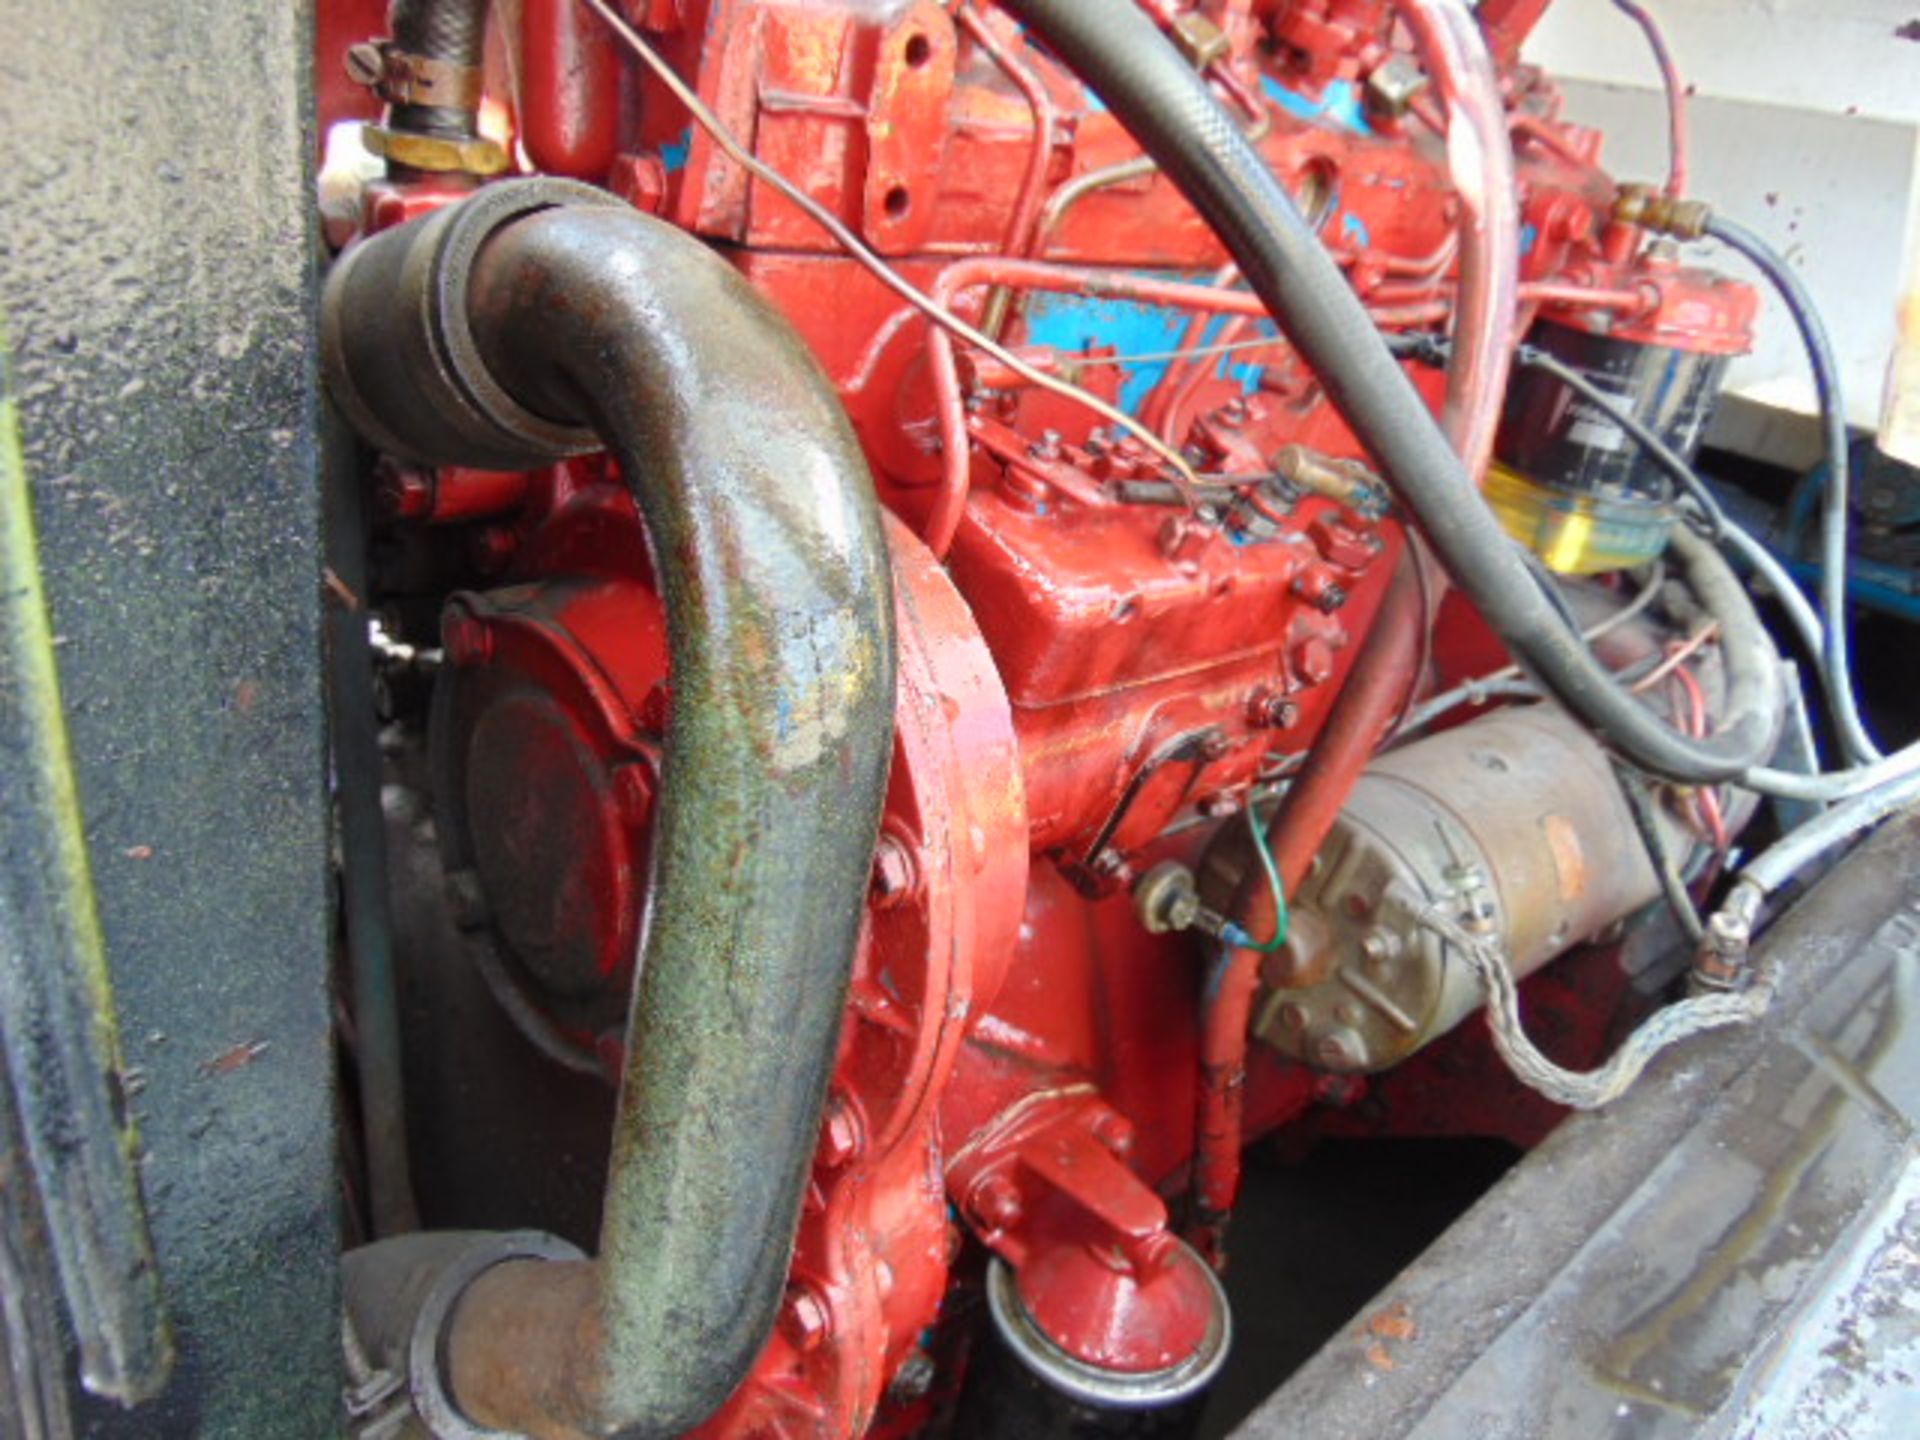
1483, 462, 1676, 576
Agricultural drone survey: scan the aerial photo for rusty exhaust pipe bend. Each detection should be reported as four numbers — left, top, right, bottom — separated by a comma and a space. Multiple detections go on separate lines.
322, 178, 898, 1437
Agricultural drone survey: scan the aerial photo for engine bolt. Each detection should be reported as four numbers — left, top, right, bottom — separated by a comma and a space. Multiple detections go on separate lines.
819, 1094, 864, 1169
1092, 1111, 1135, 1156
1291, 566, 1345, 612
781, 1285, 832, 1354
869, 834, 917, 909
1312, 1028, 1367, 1071
889, 1350, 937, 1403
343, 40, 385, 88
1249, 688, 1298, 729
1360, 929, 1401, 967
1364, 51, 1428, 119
442, 611, 492, 668
973, 1175, 1023, 1231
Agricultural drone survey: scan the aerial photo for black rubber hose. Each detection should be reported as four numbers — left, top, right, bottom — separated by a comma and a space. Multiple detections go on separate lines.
1613, 763, 1707, 944
997, 0, 1780, 784
389, 0, 490, 138
1704, 214, 1879, 766
322, 180, 897, 1437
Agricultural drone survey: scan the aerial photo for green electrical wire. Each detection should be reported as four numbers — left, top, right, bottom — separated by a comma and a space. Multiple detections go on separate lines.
1236, 804, 1290, 954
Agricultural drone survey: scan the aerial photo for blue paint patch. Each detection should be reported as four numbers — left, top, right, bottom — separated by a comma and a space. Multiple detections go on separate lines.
1520, 222, 1538, 256
1339, 211, 1370, 250
660, 127, 692, 174
1022, 276, 1281, 414
1023, 283, 1191, 412
1322, 79, 1372, 135
1260, 75, 1372, 136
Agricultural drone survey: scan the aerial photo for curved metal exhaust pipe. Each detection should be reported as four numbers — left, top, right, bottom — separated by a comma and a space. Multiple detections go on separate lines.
323, 179, 896, 1437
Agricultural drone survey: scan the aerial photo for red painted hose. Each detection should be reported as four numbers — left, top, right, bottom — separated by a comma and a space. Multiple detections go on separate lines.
1190, 559, 1424, 1258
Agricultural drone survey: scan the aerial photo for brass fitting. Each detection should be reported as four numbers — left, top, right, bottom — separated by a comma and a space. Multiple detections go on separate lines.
1169, 13, 1232, 69
1365, 53, 1429, 120
1271, 444, 1388, 515
1614, 182, 1714, 241
362, 124, 509, 177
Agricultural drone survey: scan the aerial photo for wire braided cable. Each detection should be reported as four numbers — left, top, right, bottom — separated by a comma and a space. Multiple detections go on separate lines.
1418, 907, 1770, 1109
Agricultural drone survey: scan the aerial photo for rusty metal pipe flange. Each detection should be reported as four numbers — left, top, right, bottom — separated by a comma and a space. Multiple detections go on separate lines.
404, 1232, 587, 1440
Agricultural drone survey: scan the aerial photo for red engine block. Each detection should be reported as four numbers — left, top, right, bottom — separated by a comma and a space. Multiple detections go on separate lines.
321, 0, 1745, 1432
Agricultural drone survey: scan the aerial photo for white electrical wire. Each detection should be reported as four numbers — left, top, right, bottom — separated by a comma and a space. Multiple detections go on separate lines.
1743, 741, 1920, 803
1102, 334, 1288, 366
577, 0, 1210, 499
1738, 766, 1920, 899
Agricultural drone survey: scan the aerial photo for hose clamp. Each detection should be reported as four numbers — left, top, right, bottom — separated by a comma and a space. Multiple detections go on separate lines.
345, 40, 486, 109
